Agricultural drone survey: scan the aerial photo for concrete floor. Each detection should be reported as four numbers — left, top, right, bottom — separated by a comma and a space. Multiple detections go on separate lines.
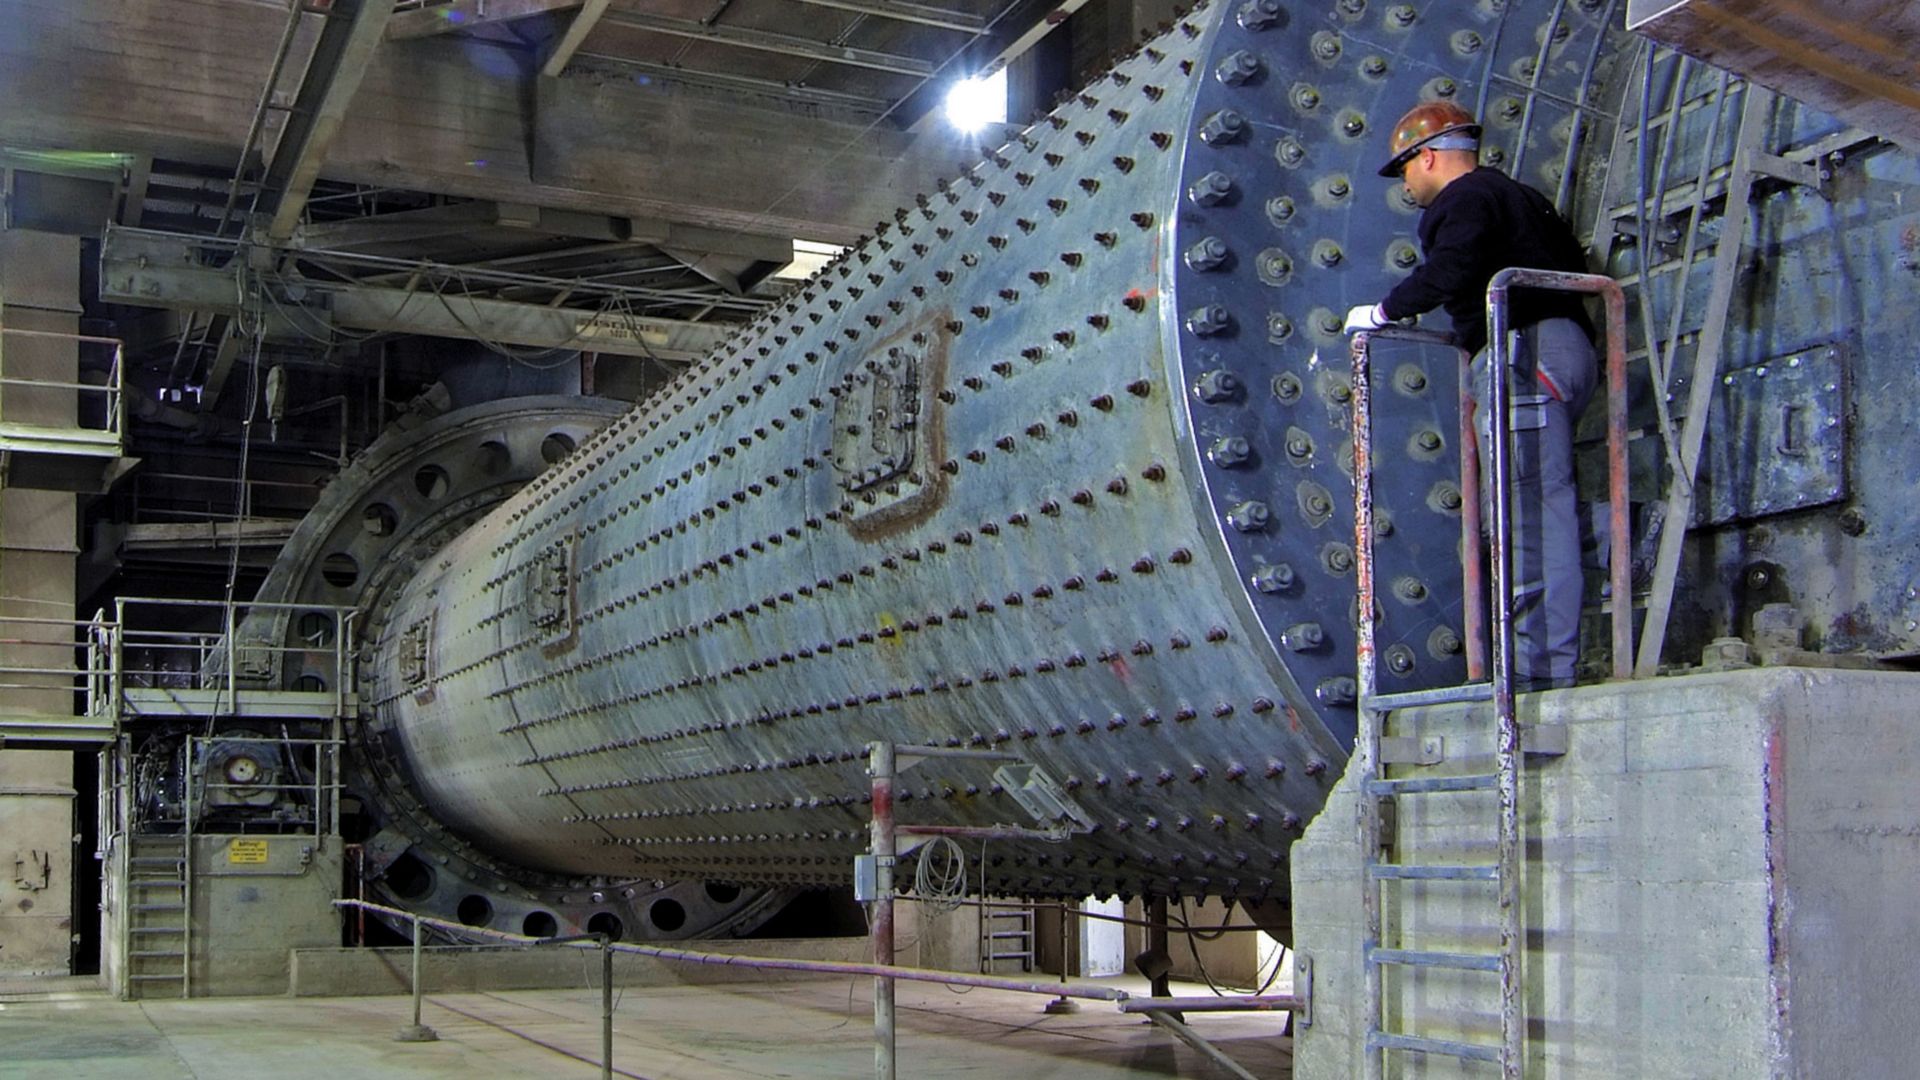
0, 976, 1292, 1078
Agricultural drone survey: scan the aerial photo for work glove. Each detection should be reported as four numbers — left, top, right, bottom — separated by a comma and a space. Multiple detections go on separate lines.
1343, 303, 1392, 333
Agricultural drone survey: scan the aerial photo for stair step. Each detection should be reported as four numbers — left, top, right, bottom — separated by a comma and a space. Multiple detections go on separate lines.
1366, 683, 1493, 712
1368, 864, 1499, 882
1367, 774, 1499, 796
1368, 1030, 1501, 1064
1369, 947, 1502, 972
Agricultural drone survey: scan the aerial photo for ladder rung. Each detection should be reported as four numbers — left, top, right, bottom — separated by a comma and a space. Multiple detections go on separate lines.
130, 856, 183, 865
986, 931, 1031, 939
132, 879, 188, 888
1368, 864, 1499, 882
1366, 683, 1493, 712
129, 926, 185, 934
129, 973, 186, 981
1369, 947, 1502, 972
1367, 774, 1499, 796
130, 950, 186, 959
132, 903, 187, 912
1369, 1030, 1502, 1063
987, 950, 1033, 960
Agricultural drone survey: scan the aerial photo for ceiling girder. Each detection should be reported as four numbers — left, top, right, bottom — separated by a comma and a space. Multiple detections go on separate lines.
600, 10, 936, 78
99, 227, 732, 361
261, 0, 399, 241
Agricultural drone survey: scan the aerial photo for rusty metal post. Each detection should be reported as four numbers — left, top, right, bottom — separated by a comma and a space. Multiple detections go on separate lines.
868, 741, 897, 1080
1485, 272, 1524, 1080
1457, 346, 1489, 681
1601, 283, 1633, 678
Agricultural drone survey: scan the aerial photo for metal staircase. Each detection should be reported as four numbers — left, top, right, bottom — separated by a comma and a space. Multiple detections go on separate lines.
123, 833, 191, 999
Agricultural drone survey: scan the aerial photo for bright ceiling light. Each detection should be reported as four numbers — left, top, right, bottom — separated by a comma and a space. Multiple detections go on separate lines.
944, 68, 1007, 132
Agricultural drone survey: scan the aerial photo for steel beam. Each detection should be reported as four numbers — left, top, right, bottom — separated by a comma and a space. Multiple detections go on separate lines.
388, 0, 579, 41
262, 0, 399, 242
539, 0, 610, 77
565, 52, 896, 114
791, 0, 985, 33
600, 11, 935, 77
99, 229, 730, 361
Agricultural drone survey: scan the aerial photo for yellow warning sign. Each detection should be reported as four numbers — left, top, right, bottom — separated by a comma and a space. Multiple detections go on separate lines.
227, 839, 269, 865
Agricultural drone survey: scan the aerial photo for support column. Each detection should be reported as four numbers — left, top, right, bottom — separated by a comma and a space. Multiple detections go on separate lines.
0, 228, 83, 978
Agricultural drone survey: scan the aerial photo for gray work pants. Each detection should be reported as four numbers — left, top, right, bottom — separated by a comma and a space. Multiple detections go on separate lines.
1470, 318, 1597, 690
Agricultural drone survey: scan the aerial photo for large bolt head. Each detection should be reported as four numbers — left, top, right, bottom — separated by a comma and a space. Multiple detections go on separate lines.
1237, 0, 1285, 29
1226, 499, 1270, 531
1188, 170, 1234, 207
1251, 563, 1296, 593
1216, 50, 1261, 85
1317, 676, 1358, 705
1193, 369, 1242, 404
1185, 236, 1230, 272
1209, 437, 1253, 469
1281, 622, 1326, 651
1199, 109, 1247, 144
1186, 304, 1232, 336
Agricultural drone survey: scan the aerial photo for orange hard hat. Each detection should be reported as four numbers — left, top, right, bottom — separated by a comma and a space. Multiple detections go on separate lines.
1377, 100, 1483, 177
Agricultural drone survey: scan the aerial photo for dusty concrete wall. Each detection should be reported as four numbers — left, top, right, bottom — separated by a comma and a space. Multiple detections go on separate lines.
1121, 896, 1264, 987
1292, 668, 1920, 1080
0, 229, 81, 978
190, 835, 344, 996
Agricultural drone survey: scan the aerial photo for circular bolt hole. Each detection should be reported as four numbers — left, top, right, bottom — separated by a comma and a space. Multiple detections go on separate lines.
541, 432, 577, 465
362, 503, 398, 537
298, 611, 335, 645
478, 439, 511, 476
457, 894, 494, 927
414, 465, 451, 500
320, 553, 359, 589
648, 898, 687, 933
704, 882, 743, 904
523, 911, 558, 938
588, 912, 626, 940
384, 853, 435, 901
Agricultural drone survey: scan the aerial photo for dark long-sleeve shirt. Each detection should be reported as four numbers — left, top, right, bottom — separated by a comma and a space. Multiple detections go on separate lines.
1381, 167, 1593, 356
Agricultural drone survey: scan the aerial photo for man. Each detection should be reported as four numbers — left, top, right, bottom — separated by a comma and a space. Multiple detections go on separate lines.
1344, 101, 1596, 690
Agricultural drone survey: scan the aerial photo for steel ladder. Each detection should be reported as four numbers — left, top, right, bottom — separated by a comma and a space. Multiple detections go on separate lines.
1350, 271, 1630, 1078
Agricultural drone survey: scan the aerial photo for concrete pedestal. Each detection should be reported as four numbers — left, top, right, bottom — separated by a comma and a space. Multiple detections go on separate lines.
1293, 668, 1920, 1079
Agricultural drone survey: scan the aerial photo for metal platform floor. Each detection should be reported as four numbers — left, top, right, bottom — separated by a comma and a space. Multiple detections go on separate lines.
0, 975, 1292, 1079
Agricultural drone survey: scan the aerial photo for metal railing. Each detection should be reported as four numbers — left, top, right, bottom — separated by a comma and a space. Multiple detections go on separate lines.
0, 326, 126, 444
0, 611, 121, 730
113, 596, 360, 719
332, 897, 1288, 1080
181, 732, 346, 837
